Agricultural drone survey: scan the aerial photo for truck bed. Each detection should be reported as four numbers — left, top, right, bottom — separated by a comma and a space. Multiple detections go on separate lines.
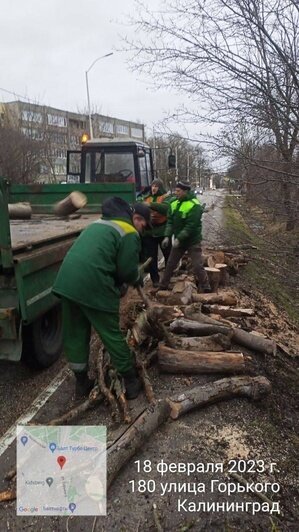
10, 214, 99, 252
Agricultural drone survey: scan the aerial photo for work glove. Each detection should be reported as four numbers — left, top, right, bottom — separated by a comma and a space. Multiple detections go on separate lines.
161, 237, 170, 249
173, 238, 180, 248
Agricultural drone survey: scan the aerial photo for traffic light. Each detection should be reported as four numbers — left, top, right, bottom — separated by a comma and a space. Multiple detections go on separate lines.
168, 154, 176, 169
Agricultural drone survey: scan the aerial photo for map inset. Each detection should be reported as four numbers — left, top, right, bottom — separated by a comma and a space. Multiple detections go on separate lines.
17, 425, 106, 516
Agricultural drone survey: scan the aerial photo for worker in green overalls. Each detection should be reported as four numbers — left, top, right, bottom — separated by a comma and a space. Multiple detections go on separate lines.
53, 197, 151, 400
159, 180, 211, 292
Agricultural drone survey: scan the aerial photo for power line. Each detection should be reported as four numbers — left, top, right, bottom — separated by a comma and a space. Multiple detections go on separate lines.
0, 86, 39, 104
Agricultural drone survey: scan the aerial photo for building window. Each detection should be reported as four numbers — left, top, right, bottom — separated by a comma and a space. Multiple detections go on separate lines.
47, 114, 67, 127
99, 121, 114, 134
116, 124, 129, 135
21, 110, 43, 123
131, 127, 143, 139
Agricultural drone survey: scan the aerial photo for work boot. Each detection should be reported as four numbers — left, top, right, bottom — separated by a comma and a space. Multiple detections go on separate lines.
74, 372, 95, 400
123, 368, 142, 400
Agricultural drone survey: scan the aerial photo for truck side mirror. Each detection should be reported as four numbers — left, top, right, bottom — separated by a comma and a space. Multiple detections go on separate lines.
137, 148, 145, 158
168, 154, 176, 169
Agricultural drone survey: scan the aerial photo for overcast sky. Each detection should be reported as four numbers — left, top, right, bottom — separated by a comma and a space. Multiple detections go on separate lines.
0, 0, 183, 135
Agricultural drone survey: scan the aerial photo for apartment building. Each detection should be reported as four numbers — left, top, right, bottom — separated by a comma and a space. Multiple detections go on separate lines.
2, 101, 145, 181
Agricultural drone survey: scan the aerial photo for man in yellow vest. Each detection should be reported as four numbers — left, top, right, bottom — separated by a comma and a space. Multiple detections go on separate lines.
159, 180, 211, 292
140, 179, 173, 287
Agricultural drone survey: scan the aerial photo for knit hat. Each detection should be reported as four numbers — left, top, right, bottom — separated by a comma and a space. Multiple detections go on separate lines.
151, 179, 164, 188
102, 196, 132, 220
133, 203, 153, 228
176, 180, 191, 191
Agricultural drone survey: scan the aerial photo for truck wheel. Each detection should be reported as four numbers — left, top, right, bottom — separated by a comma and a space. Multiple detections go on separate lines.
22, 306, 63, 369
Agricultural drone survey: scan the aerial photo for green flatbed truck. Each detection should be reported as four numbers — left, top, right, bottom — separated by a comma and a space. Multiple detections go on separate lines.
0, 177, 136, 368
0, 136, 172, 368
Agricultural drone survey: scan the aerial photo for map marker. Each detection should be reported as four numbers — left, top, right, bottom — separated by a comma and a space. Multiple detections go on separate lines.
21, 436, 28, 446
69, 503, 76, 513
57, 455, 66, 469
49, 442, 56, 453
46, 477, 53, 487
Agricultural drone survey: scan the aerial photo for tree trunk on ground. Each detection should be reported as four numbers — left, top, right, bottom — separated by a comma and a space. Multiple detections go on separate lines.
157, 344, 245, 374
192, 292, 238, 305
169, 318, 276, 355
107, 400, 171, 487
106, 376, 271, 487
170, 318, 229, 336
168, 376, 271, 419
176, 333, 231, 351
202, 305, 255, 318
232, 328, 276, 355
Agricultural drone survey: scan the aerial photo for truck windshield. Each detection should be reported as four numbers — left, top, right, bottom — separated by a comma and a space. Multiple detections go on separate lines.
85, 151, 136, 183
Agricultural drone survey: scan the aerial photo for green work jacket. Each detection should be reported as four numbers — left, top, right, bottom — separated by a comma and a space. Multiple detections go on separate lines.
53, 218, 140, 313
165, 192, 204, 248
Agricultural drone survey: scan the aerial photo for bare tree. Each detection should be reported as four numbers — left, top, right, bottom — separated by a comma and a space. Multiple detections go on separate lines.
0, 107, 45, 184
127, 0, 299, 228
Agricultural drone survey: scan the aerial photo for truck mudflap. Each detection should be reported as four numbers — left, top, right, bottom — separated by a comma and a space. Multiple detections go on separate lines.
0, 307, 22, 361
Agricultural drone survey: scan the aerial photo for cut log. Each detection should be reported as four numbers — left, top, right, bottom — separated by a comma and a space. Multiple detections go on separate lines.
175, 333, 232, 351
203, 251, 225, 267
180, 313, 276, 355
202, 305, 255, 318
168, 376, 271, 419
8, 202, 32, 220
204, 267, 221, 291
232, 328, 276, 355
170, 318, 229, 336
107, 400, 171, 487
192, 291, 238, 306
158, 344, 245, 374
107, 376, 270, 489
215, 263, 229, 286
53, 191, 87, 217
156, 283, 195, 305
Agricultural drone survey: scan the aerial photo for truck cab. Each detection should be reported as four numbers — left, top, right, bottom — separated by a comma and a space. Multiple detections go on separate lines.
67, 137, 154, 192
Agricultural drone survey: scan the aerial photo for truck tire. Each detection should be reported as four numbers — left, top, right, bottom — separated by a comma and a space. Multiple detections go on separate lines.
22, 305, 63, 369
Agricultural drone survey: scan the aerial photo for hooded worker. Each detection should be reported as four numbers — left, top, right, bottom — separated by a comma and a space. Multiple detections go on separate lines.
53, 196, 151, 400
139, 178, 173, 287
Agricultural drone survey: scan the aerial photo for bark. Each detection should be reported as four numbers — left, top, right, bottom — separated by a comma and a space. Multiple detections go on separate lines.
192, 291, 238, 305
53, 191, 87, 216
107, 400, 171, 487
202, 305, 255, 318
158, 344, 245, 374
177, 333, 231, 351
215, 263, 229, 286
106, 376, 271, 487
8, 202, 32, 219
232, 328, 276, 355
204, 267, 221, 291
170, 318, 229, 336
170, 318, 276, 355
168, 376, 271, 419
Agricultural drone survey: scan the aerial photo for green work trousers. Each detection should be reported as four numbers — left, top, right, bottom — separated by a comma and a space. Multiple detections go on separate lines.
61, 297, 134, 375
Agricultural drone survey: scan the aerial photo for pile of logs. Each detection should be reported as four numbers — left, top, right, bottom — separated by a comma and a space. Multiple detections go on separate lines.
1, 246, 274, 500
